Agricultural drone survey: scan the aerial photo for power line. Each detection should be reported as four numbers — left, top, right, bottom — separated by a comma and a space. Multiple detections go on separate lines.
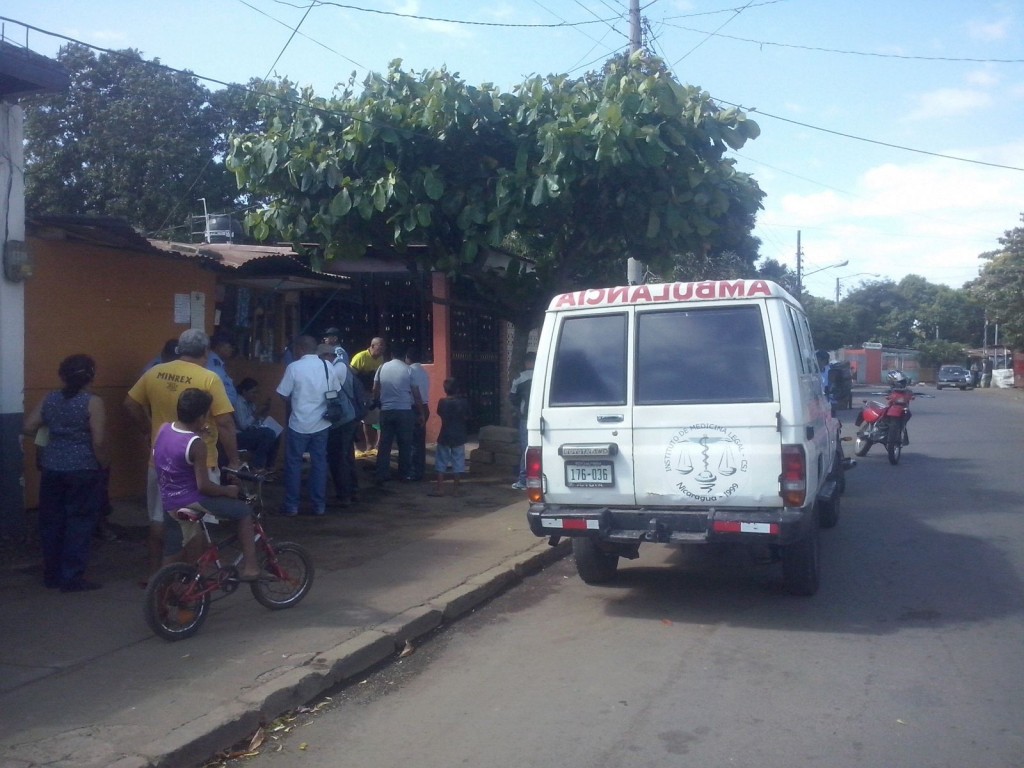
270, 0, 620, 29
155, 0, 318, 236
526, 0, 625, 73
237, 0, 367, 73
568, 0, 629, 40
260, 0, 315, 83
717, 100, 1024, 173
662, 22, 1024, 64
672, 0, 756, 65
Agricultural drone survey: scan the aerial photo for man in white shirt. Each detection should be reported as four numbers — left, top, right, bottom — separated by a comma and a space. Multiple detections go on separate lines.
372, 344, 424, 485
276, 335, 338, 516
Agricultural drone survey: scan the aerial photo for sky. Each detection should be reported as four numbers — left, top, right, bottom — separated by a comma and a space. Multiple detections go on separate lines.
4, 0, 1023, 299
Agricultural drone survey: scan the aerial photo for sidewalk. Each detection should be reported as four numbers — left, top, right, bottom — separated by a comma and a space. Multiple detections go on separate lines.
0, 452, 567, 768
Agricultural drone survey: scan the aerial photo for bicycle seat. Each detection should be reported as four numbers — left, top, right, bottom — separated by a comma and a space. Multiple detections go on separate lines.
169, 504, 213, 523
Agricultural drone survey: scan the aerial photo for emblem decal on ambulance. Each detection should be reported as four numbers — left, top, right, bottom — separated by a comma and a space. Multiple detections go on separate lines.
664, 424, 748, 502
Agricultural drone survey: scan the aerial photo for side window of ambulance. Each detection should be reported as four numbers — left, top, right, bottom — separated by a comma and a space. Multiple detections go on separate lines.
636, 307, 773, 404
786, 305, 816, 374
549, 314, 628, 406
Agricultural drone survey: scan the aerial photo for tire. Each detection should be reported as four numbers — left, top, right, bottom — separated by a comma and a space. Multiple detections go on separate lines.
251, 541, 314, 609
833, 445, 847, 496
144, 563, 209, 641
887, 421, 903, 465
818, 493, 840, 529
854, 435, 871, 457
782, 525, 820, 596
572, 538, 619, 584
936, 385, 943, 391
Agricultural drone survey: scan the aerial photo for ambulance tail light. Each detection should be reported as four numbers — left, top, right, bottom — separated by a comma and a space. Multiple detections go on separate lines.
780, 445, 807, 507
525, 447, 543, 503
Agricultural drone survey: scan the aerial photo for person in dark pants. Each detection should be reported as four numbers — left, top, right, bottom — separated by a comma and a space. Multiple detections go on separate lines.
322, 346, 360, 507
372, 344, 425, 484
23, 354, 110, 592
406, 347, 430, 481
234, 378, 280, 469
982, 357, 993, 388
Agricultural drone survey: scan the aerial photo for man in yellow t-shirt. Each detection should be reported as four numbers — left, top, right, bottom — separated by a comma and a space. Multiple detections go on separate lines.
125, 329, 239, 579
349, 337, 385, 455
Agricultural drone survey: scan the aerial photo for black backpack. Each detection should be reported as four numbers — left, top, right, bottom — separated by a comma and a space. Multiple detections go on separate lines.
342, 366, 370, 422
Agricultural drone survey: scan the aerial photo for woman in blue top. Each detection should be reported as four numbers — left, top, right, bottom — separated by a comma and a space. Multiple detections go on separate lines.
24, 354, 109, 592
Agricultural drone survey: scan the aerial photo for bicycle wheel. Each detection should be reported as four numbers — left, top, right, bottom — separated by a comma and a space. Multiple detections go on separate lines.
251, 541, 314, 609
144, 563, 210, 640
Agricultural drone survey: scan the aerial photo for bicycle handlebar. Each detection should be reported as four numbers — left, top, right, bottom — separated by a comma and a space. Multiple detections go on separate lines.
222, 466, 270, 483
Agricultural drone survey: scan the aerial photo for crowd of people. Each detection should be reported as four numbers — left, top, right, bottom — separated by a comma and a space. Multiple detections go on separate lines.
23, 327, 481, 592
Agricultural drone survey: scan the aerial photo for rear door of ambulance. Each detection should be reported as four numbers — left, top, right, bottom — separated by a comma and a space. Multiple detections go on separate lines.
630, 301, 785, 511
534, 306, 637, 508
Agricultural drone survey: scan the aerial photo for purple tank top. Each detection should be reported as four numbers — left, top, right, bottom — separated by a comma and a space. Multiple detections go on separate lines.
153, 423, 203, 511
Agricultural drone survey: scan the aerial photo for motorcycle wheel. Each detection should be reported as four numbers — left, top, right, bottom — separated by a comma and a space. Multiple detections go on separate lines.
887, 423, 903, 465
854, 435, 871, 457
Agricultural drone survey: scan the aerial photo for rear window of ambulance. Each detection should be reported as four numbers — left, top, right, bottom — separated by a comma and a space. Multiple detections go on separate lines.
549, 313, 628, 406
636, 306, 773, 404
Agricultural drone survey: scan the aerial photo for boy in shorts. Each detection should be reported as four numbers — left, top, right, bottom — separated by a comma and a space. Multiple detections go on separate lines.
429, 378, 469, 497
153, 388, 260, 580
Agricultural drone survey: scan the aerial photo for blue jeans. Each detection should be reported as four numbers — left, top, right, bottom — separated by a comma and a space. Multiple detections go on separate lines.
283, 428, 329, 514
38, 469, 102, 588
375, 408, 415, 481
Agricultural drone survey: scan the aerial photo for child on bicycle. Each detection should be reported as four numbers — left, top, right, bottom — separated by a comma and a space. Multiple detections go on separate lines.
153, 388, 261, 581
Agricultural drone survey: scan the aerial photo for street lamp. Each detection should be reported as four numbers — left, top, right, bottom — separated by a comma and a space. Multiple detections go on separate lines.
797, 259, 848, 297
835, 272, 881, 304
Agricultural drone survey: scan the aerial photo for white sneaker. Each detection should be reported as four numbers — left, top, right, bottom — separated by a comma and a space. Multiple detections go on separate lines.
511, 481, 526, 490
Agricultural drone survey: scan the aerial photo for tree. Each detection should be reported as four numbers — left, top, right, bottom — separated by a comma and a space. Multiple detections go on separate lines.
968, 213, 1024, 349
755, 257, 798, 295
227, 54, 764, 358
23, 44, 245, 235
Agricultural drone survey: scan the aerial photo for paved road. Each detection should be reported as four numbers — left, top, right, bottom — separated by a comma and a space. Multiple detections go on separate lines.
234, 387, 1024, 768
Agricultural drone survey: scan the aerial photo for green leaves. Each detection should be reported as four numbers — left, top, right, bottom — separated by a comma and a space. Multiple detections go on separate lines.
329, 188, 352, 216
227, 54, 765, 325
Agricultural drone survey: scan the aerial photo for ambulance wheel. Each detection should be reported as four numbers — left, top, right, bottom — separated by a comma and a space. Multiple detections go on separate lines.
573, 538, 619, 584
782, 527, 820, 596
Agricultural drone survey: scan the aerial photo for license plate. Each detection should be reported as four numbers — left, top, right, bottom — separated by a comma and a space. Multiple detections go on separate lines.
565, 461, 614, 487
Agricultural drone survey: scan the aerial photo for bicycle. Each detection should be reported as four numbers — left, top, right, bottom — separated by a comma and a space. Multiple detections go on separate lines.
143, 467, 314, 641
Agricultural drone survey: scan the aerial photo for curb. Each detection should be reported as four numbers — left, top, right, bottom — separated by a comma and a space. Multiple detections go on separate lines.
143, 537, 571, 768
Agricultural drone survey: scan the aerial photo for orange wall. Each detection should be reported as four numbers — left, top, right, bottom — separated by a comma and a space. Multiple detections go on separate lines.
23, 237, 218, 505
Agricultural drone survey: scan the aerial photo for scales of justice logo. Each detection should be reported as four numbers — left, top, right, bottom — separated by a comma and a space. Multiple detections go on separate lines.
663, 424, 748, 501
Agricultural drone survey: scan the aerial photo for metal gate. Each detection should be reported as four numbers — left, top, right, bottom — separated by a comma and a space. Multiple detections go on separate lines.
450, 304, 500, 433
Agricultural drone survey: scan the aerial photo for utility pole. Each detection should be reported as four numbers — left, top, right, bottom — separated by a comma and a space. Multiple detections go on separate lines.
625, 0, 643, 285
795, 230, 803, 296
630, 0, 642, 53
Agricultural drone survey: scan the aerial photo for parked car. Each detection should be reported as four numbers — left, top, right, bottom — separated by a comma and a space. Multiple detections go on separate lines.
936, 364, 973, 390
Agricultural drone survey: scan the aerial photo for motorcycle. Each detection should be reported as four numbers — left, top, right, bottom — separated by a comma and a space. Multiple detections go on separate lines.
854, 370, 914, 465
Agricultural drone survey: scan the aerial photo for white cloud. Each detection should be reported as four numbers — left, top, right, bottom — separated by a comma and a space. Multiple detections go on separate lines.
757, 153, 1024, 295
905, 88, 993, 121
966, 16, 1012, 41
965, 68, 1000, 88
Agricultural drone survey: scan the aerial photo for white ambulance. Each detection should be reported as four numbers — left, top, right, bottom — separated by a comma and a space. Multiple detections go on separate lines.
524, 279, 850, 595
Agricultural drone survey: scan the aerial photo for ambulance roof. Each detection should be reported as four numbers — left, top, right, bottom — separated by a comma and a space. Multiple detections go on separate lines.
547, 280, 798, 312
